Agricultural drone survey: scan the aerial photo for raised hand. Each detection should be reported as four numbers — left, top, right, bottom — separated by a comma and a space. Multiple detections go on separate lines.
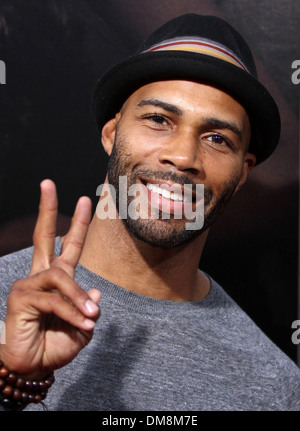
0, 179, 100, 378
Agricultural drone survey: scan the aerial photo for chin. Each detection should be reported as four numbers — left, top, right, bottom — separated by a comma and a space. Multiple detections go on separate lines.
122, 217, 204, 249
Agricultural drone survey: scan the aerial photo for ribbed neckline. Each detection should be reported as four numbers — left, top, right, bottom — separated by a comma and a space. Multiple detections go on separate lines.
55, 237, 218, 314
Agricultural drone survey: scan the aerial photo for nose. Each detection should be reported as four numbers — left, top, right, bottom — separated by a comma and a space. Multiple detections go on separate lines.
158, 129, 202, 175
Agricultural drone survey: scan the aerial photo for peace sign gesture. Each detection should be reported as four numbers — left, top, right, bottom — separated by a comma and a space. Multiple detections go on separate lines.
0, 180, 101, 379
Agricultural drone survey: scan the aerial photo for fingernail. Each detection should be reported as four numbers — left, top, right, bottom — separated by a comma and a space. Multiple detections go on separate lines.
85, 299, 99, 314
83, 319, 96, 330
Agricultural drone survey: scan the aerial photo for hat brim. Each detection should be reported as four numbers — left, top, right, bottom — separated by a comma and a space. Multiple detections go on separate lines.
92, 51, 280, 164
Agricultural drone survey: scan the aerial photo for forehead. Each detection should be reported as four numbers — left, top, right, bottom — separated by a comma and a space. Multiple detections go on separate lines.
122, 80, 250, 130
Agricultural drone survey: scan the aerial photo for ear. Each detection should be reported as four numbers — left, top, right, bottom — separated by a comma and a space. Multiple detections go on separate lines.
101, 113, 120, 156
234, 152, 256, 193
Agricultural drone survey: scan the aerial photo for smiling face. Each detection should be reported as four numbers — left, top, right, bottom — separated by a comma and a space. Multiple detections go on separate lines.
102, 80, 255, 248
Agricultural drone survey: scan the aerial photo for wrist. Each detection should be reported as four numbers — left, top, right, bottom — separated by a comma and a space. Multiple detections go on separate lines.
0, 346, 51, 379
0, 359, 55, 408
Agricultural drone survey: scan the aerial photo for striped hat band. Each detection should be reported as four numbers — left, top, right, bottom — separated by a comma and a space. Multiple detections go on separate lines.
143, 36, 250, 73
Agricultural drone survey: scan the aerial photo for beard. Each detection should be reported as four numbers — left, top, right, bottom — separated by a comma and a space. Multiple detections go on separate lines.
107, 131, 241, 249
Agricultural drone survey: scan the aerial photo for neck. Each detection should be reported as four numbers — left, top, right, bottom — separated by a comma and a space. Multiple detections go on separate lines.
79, 213, 210, 302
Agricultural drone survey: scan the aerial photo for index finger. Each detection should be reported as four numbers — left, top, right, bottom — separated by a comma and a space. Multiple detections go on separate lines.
30, 179, 58, 276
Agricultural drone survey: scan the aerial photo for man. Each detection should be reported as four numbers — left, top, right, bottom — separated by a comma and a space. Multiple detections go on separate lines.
0, 14, 299, 411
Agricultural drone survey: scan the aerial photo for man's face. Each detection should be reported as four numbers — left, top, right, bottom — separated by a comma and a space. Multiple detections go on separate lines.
103, 80, 254, 248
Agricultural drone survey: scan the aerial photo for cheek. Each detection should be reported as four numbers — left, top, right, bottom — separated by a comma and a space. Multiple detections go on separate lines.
204, 161, 243, 195
122, 127, 166, 161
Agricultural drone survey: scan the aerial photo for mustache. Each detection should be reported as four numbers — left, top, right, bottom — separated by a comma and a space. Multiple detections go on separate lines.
132, 168, 197, 188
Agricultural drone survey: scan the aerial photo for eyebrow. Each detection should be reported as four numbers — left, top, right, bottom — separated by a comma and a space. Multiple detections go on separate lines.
204, 117, 243, 139
137, 98, 183, 116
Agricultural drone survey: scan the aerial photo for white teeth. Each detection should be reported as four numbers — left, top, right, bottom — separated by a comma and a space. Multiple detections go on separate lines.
146, 183, 189, 202
162, 189, 170, 199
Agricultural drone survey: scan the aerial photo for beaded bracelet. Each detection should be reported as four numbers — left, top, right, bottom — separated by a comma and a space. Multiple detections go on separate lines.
0, 360, 55, 409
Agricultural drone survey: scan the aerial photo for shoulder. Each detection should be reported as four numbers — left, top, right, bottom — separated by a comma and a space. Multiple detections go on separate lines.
0, 246, 34, 318
0, 237, 62, 284
208, 277, 300, 409
0, 246, 33, 279
0, 238, 63, 315
208, 277, 290, 355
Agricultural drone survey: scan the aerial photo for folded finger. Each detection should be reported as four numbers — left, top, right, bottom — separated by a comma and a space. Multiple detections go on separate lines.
8, 288, 97, 332
23, 267, 100, 320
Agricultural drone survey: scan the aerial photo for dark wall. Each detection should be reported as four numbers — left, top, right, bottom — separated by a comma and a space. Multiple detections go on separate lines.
0, 0, 299, 363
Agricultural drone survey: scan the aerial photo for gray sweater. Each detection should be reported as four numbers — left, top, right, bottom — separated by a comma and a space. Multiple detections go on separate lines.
0, 239, 300, 411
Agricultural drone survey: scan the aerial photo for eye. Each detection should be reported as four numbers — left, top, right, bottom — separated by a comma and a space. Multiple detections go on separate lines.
142, 113, 170, 127
150, 114, 167, 124
205, 134, 231, 148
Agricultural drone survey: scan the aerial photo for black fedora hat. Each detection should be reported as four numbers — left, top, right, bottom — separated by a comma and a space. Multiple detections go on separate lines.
92, 13, 280, 164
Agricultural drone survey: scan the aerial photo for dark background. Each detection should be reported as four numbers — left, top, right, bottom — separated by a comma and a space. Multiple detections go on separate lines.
0, 0, 299, 364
